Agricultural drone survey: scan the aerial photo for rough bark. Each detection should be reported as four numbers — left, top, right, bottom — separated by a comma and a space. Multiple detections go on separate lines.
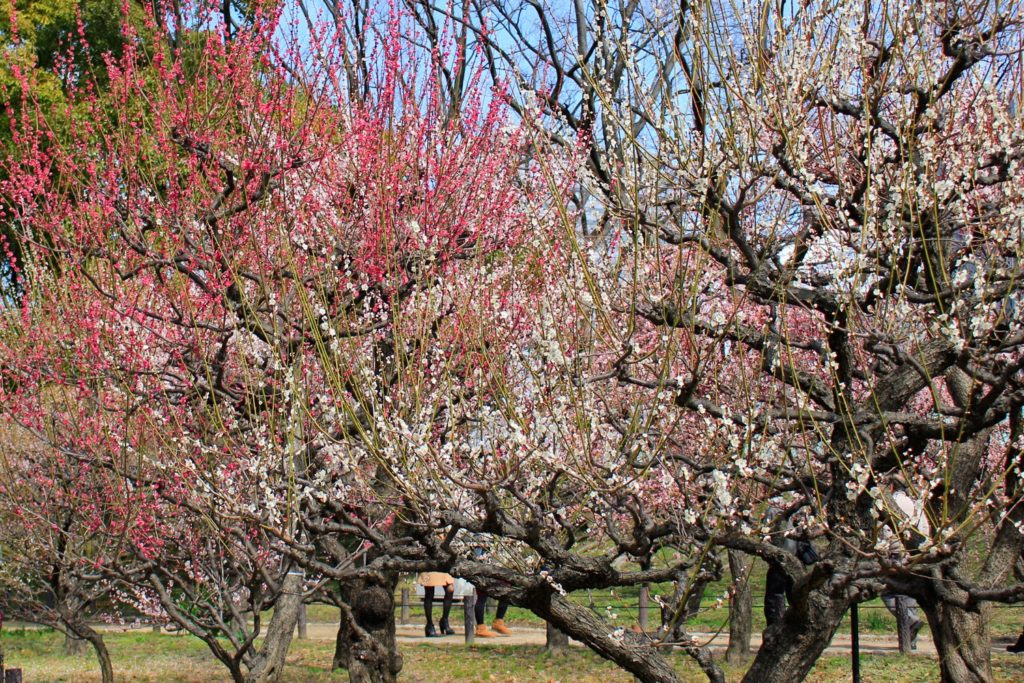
333, 606, 347, 672
63, 631, 88, 655
725, 550, 752, 663
741, 589, 848, 683
82, 628, 114, 683
527, 590, 688, 683
244, 572, 304, 683
333, 573, 402, 683
464, 592, 477, 644
659, 570, 712, 643
924, 601, 992, 683
682, 578, 709, 622
546, 621, 569, 653
63, 621, 113, 683
919, 385, 1020, 682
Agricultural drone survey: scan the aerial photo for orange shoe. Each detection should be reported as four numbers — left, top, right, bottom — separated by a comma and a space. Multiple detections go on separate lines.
491, 619, 511, 636
475, 623, 497, 638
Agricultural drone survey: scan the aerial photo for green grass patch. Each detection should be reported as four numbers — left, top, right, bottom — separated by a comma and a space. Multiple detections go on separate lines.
3, 629, 1024, 682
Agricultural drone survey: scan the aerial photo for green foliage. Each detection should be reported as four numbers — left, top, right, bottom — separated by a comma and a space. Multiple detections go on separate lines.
0, 0, 141, 146
2, 0, 129, 74
0, 0, 137, 301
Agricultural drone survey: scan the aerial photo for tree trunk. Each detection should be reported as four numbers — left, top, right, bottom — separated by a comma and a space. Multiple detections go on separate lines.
244, 572, 304, 683
82, 629, 114, 683
741, 590, 847, 683
682, 577, 709, 622
726, 550, 752, 663
924, 601, 993, 683
64, 630, 88, 656
332, 615, 345, 672
464, 592, 476, 644
333, 573, 403, 683
546, 621, 569, 653
65, 621, 113, 683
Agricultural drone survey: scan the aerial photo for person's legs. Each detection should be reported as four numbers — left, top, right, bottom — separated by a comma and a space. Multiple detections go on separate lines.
764, 565, 789, 629
492, 600, 511, 635
438, 584, 455, 635
764, 592, 786, 627
882, 593, 921, 622
884, 593, 924, 649
901, 596, 924, 649
475, 587, 487, 624
423, 586, 439, 637
473, 586, 496, 637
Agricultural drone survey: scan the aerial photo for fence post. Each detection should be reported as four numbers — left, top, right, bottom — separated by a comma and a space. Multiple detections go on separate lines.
463, 591, 477, 644
400, 587, 411, 625
638, 585, 650, 631
851, 602, 860, 683
297, 602, 308, 639
895, 596, 913, 654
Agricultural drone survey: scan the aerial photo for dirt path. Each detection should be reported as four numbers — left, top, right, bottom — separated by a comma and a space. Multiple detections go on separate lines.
294, 622, 1022, 658
55, 619, 1021, 657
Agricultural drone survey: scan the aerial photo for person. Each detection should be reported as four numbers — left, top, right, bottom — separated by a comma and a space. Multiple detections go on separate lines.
1008, 628, 1024, 653
417, 572, 455, 637
763, 538, 818, 626
763, 509, 819, 628
474, 585, 511, 637
880, 488, 927, 649
466, 538, 512, 637
881, 593, 924, 649
763, 562, 788, 627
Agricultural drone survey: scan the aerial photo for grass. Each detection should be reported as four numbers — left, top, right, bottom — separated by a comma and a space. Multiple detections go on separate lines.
8, 557, 1024, 681
4, 628, 1024, 682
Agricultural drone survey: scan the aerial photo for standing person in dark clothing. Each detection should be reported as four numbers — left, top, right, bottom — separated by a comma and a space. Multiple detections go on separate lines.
763, 512, 819, 628
763, 541, 818, 626
474, 585, 511, 637
1008, 628, 1024, 653
418, 572, 455, 637
467, 539, 513, 636
763, 564, 789, 627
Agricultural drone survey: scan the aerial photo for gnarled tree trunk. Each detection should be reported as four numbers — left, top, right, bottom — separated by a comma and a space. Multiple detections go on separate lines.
923, 601, 992, 683
62, 619, 113, 683
333, 573, 402, 683
741, 590, 847, 683
82, 628, 114, 683
917, 380, 1022, 683
244, 572, 304, 683
726, 550, 752, 663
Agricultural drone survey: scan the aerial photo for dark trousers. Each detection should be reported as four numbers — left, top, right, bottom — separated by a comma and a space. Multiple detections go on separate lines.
764, 592, 786, 626
474, 586, 508, 624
